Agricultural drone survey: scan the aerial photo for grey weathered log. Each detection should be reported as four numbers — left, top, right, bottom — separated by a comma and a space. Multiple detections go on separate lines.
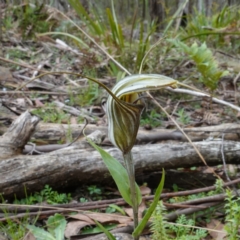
1, 139, 240, 198
0, 111, 39, 160
31, 122, 240, 145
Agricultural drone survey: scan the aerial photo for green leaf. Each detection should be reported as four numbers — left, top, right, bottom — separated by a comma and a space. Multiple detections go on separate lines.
94, 220, 116, 240
106, 8, 118, 44
133, 169, 165, 238
163, 0, 189, 36
170, 40, 229, 90
81, 224, 117, 235
37, 32, 88, 49
47, 214, 66, 238
108, 204, 126, 215
68, 0, 102, 35
54, 221, 67, 240
27, 225, 55, 240
87, 139, 138, 206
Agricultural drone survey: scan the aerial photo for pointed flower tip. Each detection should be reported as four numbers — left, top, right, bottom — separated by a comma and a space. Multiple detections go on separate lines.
107, 74, 177, 153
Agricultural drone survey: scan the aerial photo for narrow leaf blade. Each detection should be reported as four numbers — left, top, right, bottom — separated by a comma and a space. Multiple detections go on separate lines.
94, 220, 116, 240
133, 169, 165, 238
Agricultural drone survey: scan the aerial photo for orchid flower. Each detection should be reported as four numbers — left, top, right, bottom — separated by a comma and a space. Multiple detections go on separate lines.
107, 74, 178, 154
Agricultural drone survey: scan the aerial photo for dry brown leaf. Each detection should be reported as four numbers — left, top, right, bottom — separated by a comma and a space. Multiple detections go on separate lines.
68, 213, 95, 224
68, 212, 131, 224
203, 112, 220, 125
140, 184, 151, 196
34, 99, 45, 107
124, 207, 133, 218
23, 232, 36, 240
65, 220, 91, 238
138, 200, 147, 218
124, 200, 146, 219
207, 219, 227, 240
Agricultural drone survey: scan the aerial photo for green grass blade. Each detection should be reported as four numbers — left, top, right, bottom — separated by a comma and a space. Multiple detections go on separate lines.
135, 22, 144, 71
37, 32, 89, 49
110, 0, 118, 27
68, 0, 102, 35
106, 7, 124, 48
132, 169, 165, 238
117, 24, 124, 48
106, 8, 118, 44
108, 204, 126, 215
163, 0, 189, 36
94, 220, 116, 240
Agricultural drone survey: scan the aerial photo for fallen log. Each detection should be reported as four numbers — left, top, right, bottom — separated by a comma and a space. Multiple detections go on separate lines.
31, 122, 240, 146
1, 111, 240, 199
1, 138, 240, 198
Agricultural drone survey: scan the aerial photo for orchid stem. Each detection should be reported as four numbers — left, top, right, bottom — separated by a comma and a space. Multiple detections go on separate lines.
123, 151, 139, 240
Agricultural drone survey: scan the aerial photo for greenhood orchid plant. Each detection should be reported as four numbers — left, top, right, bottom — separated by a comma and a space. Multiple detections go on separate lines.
87, 73, 177, 240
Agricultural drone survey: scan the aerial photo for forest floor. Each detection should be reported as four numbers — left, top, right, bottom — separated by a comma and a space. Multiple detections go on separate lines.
1, 2, 240, 240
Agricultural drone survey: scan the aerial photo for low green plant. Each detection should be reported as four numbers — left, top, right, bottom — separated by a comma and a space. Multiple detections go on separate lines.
12, 2, 56, 39
2, 11, 13, 31
177, 108, 190, 125
27, 213, 66, 240
87, 185, 103, 200
105, 206, 116, 214
68, 0, 124, 51
150, 201, 168, 240
169, 179, 224, 204
0, 193, 38, 239
181, 9, 211, 42
14, 185, 71, 205
181, 5, 240, 47
0, 214, 34, 240
31, 103, 69, 123
224, 189, 240, 239
79, 197, 88, 203
212, 5, 239, 29
171, 40, 229, 90
75, 81, 99, 107
207, 178, 224, 196
168, 215, 207, 240
150, 202, 207, 240
7, 48, 29, 60
140, 109, 162, 127
88, 185, 102, 195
